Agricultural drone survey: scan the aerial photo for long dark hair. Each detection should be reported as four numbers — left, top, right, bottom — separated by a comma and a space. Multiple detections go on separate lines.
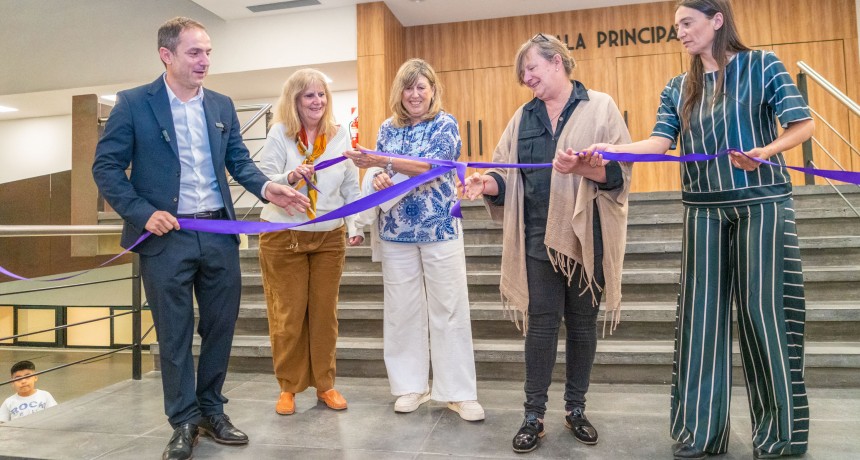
677, 0, 750, 130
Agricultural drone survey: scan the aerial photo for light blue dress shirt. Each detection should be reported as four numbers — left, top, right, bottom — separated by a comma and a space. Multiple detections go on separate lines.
163, 75, 224, 214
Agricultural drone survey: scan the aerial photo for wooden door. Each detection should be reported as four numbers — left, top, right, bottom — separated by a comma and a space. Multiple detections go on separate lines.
472, 66, 534, 170
574, 57, 619, 101
437, 69, 475, 165
773, 40, 852, 185
616, 53, 684, 192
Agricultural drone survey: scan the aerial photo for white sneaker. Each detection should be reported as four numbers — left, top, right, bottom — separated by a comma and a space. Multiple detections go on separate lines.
394, 392, 431, 413
447, 400, 485, 421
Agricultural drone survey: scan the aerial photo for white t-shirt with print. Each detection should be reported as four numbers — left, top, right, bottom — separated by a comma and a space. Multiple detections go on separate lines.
0, 389, 57, 422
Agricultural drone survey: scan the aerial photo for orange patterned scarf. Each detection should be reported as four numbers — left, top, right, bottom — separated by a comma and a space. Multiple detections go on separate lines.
294, 126, 327, 219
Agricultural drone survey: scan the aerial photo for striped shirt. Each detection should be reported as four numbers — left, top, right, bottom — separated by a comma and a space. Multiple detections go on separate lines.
651, 50, 811, 206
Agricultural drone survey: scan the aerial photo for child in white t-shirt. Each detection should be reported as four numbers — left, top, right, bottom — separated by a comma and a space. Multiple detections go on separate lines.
0, 360, 57, 422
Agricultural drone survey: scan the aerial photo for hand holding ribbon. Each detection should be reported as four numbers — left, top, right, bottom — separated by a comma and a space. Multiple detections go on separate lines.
729, 147, 769, 171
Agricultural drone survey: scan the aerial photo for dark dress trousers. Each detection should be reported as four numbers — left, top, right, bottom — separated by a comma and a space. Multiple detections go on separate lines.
92, 76, 269, 427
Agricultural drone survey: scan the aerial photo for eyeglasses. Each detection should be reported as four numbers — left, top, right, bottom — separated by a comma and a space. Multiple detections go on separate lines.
531, 33, 550, 43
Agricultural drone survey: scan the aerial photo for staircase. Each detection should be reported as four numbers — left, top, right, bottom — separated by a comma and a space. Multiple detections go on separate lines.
149, 185, 860, 387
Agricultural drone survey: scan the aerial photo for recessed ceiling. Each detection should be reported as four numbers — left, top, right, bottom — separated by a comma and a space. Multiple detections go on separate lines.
2, 0, 659, 121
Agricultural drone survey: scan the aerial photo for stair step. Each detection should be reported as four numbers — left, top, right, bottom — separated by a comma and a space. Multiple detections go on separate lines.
228, 300, 860, 342
240, 265, 860, 286
233, 299, 860, 321
151, 336, 860, 387
157, 336, 860, 369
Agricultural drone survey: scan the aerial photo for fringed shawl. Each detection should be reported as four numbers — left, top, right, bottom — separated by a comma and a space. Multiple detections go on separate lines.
483, 90, 633, 335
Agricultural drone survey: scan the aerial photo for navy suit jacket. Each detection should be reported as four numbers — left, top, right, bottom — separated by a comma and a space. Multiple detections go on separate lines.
92, 76, 269, 255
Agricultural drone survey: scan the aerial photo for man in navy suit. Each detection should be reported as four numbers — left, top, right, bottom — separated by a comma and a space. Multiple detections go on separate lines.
92, 17, 308, 460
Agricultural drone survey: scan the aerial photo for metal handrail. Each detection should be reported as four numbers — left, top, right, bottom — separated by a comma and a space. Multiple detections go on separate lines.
1, 321, 155, 387
239, 104, 271, 136
809, 160, 860, 219
0, 225, 144, 380
0, 225, 123, 237
2, 310, 132, 342
807, 106, 860, 160
1, 104, 270, 384
230, 105, 271, 220
797, 61, 860, 117
99, 103, 271, 126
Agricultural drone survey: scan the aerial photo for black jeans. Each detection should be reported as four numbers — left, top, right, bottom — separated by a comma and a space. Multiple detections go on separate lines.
523, 254, 603, 418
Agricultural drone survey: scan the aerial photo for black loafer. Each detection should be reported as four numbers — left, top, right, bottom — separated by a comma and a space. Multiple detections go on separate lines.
162, 423, 198, 460
512, 413, 545, 453
198, 414, 249, 445
564, 408, 598, 445
673, 442, 707, 459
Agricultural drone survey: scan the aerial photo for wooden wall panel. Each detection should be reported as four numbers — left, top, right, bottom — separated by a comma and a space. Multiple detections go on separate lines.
574, 57, 619, 101
437, 70, 475, 164
472, 67, 534, 165
769, 0, 856, 44
847, 38, 860, 173
405, 21, 475, 72
0, 172, 127, 279
357, 2, 386, 57
774, 40, 852, 184
470, 17, 534, 69
0, 175, 53, 279
365, 0, 860, 192
357, 1, 405, 150
732, 0, 773, 46
382, 2, 406, 82
529, 2, 680, 61
616, 53, 684, 193
357, 54, 388, 149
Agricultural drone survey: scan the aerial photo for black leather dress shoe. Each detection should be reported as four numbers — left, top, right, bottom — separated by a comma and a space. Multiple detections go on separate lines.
673, 442, 707, 459
564, 408, 598, 445
162, 423, 198, 460
512, 413, 545, 453
198, 414, 249, 445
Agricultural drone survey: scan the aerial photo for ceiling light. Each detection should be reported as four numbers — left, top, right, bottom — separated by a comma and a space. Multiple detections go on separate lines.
247, 0, 320, 13
100, 95, 117, 102
0, 105, 19, 113
321, 73, 333, 84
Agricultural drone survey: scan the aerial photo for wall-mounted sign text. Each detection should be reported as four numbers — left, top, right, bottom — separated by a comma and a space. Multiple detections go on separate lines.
556, 26, 679, 50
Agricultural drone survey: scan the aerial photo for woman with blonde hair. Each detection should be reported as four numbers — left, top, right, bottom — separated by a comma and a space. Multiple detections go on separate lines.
463, 33, 632, 453
345, 58, 484, 422
258, 68, 363, 416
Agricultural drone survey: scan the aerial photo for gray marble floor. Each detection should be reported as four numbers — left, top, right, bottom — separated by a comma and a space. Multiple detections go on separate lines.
1, 369, 858, 459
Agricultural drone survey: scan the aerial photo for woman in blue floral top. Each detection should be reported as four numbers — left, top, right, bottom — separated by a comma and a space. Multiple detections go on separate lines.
345, 58, 483, 422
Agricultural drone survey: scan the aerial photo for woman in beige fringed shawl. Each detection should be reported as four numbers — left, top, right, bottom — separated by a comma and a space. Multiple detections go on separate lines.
463, 34, 631, 454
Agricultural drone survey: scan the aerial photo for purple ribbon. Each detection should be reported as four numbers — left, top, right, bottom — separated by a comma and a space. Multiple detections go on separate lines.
179, 165, 451, 234
0, 232, 150, 282
3, 148, 857, 281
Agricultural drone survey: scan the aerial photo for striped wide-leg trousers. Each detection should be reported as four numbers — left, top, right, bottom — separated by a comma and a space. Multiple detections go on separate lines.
670, 199, 808, 455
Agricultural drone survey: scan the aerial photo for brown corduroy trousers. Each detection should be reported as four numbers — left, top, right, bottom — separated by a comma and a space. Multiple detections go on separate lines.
258, 225, 346, 393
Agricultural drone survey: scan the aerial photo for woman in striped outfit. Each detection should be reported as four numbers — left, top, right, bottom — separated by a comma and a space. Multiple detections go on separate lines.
583, 1, 814, 459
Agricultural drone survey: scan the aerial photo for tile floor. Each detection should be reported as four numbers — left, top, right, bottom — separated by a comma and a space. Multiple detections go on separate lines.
0, 349, 858, 459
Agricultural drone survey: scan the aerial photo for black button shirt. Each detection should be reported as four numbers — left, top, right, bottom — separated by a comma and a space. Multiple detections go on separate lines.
488, 81, 623, 260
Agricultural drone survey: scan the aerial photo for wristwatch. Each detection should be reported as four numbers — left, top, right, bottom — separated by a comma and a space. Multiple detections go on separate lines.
385, 157, 395, 177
